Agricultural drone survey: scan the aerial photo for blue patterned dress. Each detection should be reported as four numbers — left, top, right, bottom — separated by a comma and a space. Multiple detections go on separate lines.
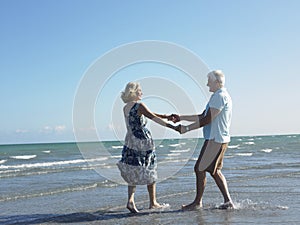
117, 103, 157, 185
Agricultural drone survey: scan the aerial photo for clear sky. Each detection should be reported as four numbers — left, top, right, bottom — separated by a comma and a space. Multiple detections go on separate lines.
1, 0, 300, 144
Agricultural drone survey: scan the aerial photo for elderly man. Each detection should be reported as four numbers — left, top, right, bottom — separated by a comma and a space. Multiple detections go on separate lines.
173, 70, 235, 210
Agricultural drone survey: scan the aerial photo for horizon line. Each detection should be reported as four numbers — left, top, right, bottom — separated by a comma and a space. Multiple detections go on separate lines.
0, 132, 299, 146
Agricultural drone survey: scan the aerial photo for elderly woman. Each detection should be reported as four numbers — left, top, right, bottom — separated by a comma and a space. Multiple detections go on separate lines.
117, 81, 179, 213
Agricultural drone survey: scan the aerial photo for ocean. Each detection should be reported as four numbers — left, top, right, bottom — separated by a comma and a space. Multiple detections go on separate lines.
0, 134, 299, 225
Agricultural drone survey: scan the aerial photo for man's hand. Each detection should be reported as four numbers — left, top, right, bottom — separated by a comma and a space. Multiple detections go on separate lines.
174, 124, 190, 134
180, 125, 189, 134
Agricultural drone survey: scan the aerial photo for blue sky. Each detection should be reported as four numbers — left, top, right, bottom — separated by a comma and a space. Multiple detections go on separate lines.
1, 0, 299, 144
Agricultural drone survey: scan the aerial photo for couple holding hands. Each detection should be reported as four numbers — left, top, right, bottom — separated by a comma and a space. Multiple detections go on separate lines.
117, 70, 235, 213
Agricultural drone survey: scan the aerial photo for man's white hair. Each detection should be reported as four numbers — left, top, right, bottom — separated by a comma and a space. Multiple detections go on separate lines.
207, 70, 225, 87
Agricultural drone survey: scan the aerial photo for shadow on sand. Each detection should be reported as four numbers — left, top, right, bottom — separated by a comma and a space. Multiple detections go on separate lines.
0, 209, 183, 225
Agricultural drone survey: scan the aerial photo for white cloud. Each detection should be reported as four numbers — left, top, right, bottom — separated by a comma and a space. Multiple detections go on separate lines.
40, 126, 53, 133
54, 125, 66, 133
107, 122, 124, 132
107, 123, 114, 131
15, 129, 28, 134
40, 125, 66, 134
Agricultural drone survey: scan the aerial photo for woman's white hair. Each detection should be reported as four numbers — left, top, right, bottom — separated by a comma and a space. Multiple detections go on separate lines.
121, 82, 141, 103
207, 70, 225, 87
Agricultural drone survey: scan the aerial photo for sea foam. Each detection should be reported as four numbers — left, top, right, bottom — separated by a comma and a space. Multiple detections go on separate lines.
170, 148, 190, 153
0, 157, 108, 170
10, 155, 37, 160
228, 145, 240, 149
235, 153, 253, 157
111, 146, 123, 149
261, 148, 272, 153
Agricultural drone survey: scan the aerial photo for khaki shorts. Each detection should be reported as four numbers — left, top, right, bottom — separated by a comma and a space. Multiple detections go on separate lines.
196, 140, 228, 175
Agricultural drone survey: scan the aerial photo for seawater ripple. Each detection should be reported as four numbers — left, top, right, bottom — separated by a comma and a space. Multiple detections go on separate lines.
0, 157, 108, 170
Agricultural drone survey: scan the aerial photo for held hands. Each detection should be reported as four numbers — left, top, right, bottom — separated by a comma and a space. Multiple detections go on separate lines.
166, 114, 190, 134
166, 114, 180, 123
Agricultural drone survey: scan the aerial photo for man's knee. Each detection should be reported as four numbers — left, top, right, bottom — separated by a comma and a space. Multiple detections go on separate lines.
194, 165, 205, 175
194, 164, 199, 173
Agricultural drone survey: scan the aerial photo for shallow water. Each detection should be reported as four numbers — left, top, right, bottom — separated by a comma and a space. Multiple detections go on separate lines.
0, 135, 299, 224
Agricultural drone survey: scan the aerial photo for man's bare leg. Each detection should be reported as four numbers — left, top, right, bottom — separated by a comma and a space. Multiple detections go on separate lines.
211, 170, 235, 209
182, 170, 206, 210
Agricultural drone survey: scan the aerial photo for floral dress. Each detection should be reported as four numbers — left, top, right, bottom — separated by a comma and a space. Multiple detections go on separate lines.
117, 103, 157, 185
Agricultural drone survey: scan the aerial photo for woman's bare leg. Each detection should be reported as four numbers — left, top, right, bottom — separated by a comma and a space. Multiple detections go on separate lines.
127, 185, 139, 213
147, 183, 163, 208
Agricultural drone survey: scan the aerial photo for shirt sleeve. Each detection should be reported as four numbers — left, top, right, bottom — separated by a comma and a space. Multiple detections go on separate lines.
209, 92, 225, 110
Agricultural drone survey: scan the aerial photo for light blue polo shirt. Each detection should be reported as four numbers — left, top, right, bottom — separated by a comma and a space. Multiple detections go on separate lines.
203, 88, 232, 143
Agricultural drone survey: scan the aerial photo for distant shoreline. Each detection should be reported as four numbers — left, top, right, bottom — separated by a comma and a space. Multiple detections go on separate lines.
1, 133, 299, 146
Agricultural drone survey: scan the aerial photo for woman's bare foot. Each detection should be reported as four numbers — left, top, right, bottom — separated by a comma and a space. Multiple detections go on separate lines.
127, 202, 139, 213
149, 202, 170, 209
181, 202, 202, 211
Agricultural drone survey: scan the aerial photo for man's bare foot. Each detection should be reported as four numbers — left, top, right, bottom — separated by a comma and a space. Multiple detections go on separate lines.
127, 202, 139, 213
217, 201, 235, 210
149, 202, 170, 209
181, 202, 202, 211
